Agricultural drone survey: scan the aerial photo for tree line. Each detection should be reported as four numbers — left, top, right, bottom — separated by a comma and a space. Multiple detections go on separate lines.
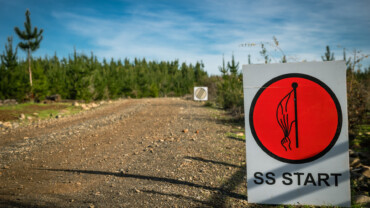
0, 9, 210, 102
0, 47, 208, 101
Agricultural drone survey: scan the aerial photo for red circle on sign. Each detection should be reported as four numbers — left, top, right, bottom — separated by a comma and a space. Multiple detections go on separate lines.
249, 73, 342, 163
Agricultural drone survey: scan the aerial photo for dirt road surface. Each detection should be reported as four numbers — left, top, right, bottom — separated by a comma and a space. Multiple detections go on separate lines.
0, 98, 247, 207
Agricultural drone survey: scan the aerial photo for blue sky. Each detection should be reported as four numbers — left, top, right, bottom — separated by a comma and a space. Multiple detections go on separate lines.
1, 0, 369, 75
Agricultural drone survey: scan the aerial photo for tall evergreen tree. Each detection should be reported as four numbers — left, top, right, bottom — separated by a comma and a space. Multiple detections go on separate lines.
218, 54, 228, 76
0, 37, 19, 99
14, 9, 43, 88
1, 37, 18, 69
217, 54, 243, 115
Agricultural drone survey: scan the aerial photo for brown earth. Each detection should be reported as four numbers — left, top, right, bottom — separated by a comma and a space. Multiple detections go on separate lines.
0, 98, 247, 207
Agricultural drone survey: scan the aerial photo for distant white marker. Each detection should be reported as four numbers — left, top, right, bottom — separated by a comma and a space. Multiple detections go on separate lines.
194, 87, 208, 101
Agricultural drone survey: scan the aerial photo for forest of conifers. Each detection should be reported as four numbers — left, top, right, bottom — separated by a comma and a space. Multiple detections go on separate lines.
0, 32, 369, 148
0, 50, 208, 101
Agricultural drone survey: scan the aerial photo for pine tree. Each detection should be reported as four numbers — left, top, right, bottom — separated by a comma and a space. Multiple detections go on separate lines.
1, 37, 18, 69
32, 58, 48, 101
281, 55, 287, 63
194, 61, 207, 84
322, 45, 335, 61
227, 53, 239, 75
218, 54, 228, 76
0, 37, 19, 99
14, 9, 43, 89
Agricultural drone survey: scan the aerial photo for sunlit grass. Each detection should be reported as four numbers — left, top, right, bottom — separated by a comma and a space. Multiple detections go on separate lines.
0, 102, 81, 121
225, 132, 245, 141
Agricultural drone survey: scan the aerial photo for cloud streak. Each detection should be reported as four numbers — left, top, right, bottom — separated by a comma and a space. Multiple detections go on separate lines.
45, 0, 370, 74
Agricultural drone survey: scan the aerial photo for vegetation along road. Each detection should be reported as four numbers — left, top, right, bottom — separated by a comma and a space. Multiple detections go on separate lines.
0, 98, 248, 207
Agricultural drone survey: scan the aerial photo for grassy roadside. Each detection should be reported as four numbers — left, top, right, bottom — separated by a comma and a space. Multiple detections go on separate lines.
0, 102, 82, 122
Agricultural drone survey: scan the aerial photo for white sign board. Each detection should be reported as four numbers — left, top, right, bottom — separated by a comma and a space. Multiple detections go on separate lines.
243, 61, 350, 207
194, 87, 208, 101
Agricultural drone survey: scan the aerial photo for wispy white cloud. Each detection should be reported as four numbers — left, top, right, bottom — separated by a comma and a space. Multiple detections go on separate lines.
52, 8, 230, 74
50, 0, 370, 74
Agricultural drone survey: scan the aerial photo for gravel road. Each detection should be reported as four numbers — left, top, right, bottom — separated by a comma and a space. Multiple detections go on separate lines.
0, 98, 247, 207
